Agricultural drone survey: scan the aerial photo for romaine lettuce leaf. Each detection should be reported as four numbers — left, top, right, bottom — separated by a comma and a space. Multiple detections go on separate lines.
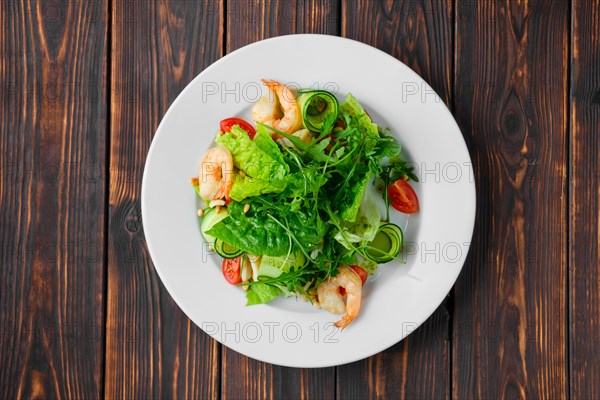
246, 283, 282, 305
229, 175, 278, 201
206, 202, 325, 257
215, 125, 288, 181
259, 253, 305, 278
254, 124, 288, 167
229, 169, 326, 202
206, 203, 291, 256
216, 125, 290, 201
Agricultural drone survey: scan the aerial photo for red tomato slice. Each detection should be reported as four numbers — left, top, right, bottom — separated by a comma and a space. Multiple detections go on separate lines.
340, 265, 368, 295
220, 118, 256, 138
388, 179, 419, 214
222, 257, 242, 285
349, 265, 368, 285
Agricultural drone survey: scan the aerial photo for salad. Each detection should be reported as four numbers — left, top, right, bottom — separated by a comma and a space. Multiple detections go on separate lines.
191, 79, 419, 330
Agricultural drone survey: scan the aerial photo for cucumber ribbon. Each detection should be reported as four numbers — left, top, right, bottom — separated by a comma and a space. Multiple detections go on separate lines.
297, 90, 339, 133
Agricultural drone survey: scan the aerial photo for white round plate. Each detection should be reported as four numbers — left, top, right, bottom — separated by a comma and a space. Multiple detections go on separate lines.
142, 34, 475, 368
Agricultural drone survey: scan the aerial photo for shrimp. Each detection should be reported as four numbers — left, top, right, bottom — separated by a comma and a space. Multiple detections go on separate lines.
198, 146, 233, 202
252, 86, 282, 127
317, 266, 363, 330
276, 128, 313, 149
252, 79, 302, 134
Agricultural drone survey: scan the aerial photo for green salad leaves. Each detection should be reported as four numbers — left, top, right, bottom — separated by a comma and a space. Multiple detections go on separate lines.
202, 93, 416, 305
216, 125, 289, 201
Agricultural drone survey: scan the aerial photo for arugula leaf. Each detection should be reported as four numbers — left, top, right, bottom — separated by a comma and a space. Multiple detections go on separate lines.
372, 135, 402, 160
339, 94, 379, 139
258, 123, 332, 163
386, 157, 419, 182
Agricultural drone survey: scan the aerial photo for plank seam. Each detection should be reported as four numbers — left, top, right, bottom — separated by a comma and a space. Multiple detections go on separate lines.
567, 0, 574, 398
101, 0, 112, 397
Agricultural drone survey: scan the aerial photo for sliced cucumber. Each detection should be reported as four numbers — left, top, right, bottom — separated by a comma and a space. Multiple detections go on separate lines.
365, 223, 403, 263
214, 238, 244, 259
297, 90, 339, 133
200, 207, 229, 246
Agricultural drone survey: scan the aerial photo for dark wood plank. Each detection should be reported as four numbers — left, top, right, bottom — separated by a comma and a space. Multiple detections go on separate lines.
453, 0, 568, 398
0, 0, 107, 398
105, 1, 223, 398
338, 1, 453, 398
570, 0, 600, 398
226, 0, 340, 52
221, 1, 339, 399
222, 354, 336, 400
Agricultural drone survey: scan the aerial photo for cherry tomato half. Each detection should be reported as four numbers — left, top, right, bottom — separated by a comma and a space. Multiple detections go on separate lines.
388, 179, 419, 214
220, 118, 256, 138
222, 257, 242, 285
340, 265, 368, 295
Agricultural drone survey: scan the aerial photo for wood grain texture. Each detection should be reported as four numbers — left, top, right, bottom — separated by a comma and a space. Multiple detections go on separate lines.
226, 0, 340, 52
105, 1, 222, 398
453, 0, 569, 398
221, 1, 338, 399
0, 0, 107, 398
570, 0, 600, 398
4, 1, 600, 398
338, 1, 453, 398
222, 352, 336, 400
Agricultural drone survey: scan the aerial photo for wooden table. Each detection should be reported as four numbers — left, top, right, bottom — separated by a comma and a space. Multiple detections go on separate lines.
1, 0, 598, 398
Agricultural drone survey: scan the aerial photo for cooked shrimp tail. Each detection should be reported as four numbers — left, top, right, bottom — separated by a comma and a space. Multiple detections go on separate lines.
317, 266, 363, 330
334, 315, 354, 330
251, 79, 302, 134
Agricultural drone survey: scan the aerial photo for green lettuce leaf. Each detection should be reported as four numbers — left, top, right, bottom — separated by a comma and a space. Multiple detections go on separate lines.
246, 283, 282, 305
254, 124, 288, 167
337, 170, 372, 222
216, 125, 290, 201
229, 175, 278, 201
215, 125, 288, 181
259, 253, 305, 278
334, 188, 381, 248
206, 203, 291, 256
228, 168, 326, 202
206, 202, 325, 257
